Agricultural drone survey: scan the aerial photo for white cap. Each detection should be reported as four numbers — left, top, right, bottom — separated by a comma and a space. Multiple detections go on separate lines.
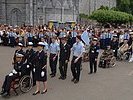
18, 43, 23, 46
93, 38, 98, 41
16, 53, 24, 58
113, 35, 118, 37
28, 42, 33, 46
38, 42, 45, 46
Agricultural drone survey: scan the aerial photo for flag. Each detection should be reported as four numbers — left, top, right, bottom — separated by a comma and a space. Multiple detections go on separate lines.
81, 31, 90, 45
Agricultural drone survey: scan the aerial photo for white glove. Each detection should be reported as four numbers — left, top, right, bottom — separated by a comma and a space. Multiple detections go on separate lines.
27, 65, 30, 68
41, 71, 45, 77
12, 69, 17, 74
33, 68, 35, 72
9, 73, 13, 76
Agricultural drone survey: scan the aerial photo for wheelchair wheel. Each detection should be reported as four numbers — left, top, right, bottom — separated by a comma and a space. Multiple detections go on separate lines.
122, 52, 129, 61
19, 75, 33, 93
109, 57, 116, 68
117, 52, 122, 61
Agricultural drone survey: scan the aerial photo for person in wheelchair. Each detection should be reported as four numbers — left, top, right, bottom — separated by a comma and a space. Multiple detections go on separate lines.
13, 43, 25, 64
0, 53, 25, 97
118, 39, 129, 60
129, 32, 133, 62
99, 45, 114, 68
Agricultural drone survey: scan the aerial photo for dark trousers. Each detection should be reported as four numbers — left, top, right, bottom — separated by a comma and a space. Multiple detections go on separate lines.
71, 56, 82, 81
2, 37, 9, 46
106, 38, 111, 47
100, 39, 106, 49
113, 49, 118, 58
72, 37, 76, 45
59, 60, 68, 78
2, 75, 18, 93
89, 57, 97, 73
49, 54, 58, 75
9, 37, 15, 47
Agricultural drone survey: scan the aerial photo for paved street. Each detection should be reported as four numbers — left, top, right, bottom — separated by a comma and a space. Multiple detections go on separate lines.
0, 46, 133, 100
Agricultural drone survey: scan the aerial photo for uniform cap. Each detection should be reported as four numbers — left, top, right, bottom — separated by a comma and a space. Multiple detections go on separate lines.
16, 53, 24, 58
113, 35, 118, 37
38, 42, 45, 46
18, 43, 23, 47
27, 42, 33, 46
61, 35, 67, 40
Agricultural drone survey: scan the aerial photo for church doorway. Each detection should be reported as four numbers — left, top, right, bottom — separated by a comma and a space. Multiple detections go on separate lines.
10, 8, 22, 26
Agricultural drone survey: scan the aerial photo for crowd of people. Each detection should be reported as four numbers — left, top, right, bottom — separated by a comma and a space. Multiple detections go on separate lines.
0, 24, 133, 97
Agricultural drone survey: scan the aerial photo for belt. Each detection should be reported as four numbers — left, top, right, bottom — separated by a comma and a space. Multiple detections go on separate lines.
73, 56, 82, 58
50, 53, 56, 55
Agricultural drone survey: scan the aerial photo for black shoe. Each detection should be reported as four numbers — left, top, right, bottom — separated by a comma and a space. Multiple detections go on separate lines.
74, 80, 79, 84
0, 89, 5, 95
62, 76, 66, 80
58, 76, 63, 79
94, 71, 97, 73
88, 72, 93, 74
50, 73, 53, 76
32, 91, 40, 95
71, 78, 76, 82
41, 89, 47, 94
51, 74, 56, 78
2, 92, 10, 97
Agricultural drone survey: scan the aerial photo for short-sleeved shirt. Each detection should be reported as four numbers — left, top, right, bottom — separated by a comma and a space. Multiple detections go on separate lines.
71, 31, 77, 37
43, 41, 49, 51
72, 41, 84, 57
49, 42, 60, 54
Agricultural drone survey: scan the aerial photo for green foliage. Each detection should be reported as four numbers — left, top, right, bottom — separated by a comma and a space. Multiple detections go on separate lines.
79, 13, 89, 19
98, 5, 109, 10
116, 0, 132, 14
110, 7, 119, 11
89, 10, 133, 25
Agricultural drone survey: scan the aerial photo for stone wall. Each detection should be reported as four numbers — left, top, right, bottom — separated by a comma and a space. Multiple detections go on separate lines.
79, 0, 116, 15
0, 0, 116, 26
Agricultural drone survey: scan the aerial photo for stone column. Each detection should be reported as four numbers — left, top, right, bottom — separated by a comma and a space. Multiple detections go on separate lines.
33, 0, 37, 25
29, 0, 33, 25
43, 6, 46, 24
25, 0, 30, 25
61, 6, 64, 22
1, 0, 6, 24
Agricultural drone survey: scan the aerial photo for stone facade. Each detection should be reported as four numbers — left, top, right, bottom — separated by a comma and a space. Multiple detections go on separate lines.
79, 0, 116, 15
0, 0, 116, 26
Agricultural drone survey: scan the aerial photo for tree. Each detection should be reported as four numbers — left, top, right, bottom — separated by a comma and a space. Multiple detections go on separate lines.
116, 0, 132, 14
89, 9, 133, 26
98, 5, 109, 10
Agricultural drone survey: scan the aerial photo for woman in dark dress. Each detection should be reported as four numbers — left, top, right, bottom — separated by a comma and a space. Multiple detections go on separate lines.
33, 42, 47, 95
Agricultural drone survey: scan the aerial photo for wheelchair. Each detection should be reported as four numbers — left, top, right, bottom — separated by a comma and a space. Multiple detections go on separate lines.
117, 50, 131, 61
10, 75, 33, 96
99, 55, 116, 68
